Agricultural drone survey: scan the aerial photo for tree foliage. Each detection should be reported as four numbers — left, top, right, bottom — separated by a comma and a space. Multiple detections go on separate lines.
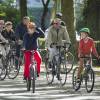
0, 0, 20, 28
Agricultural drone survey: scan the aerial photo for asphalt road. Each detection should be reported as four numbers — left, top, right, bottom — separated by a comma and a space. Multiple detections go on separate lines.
0, 67, 100, 100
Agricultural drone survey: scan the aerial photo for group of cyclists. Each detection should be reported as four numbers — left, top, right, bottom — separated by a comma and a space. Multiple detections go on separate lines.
0, 12, 100, 88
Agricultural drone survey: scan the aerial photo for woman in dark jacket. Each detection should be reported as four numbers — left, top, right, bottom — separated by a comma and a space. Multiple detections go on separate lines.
1, 21, 16, 41
23, 22, 44, 79
0, 21, 16, 56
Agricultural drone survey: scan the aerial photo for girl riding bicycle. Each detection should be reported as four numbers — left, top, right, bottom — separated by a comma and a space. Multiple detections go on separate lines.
77, 28, 100, 81
23, 22, 44, 79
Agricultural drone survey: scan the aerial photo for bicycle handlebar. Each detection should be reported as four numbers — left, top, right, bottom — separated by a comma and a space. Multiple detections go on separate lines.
21, 49, 35, 54
50, 42, 71, 49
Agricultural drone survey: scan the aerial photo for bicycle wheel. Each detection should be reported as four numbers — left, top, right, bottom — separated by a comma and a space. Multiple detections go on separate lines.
59, 60, 67, 86
32, 74, 35, 93
30, 65, 35, 93
45, 60, 54, 85
72, 67, 81, 91
0, 56, 7, 80
7, 55, 20, 79
26, 78, 31, 91
85, 68, 95, 93
65, 52, 74, 73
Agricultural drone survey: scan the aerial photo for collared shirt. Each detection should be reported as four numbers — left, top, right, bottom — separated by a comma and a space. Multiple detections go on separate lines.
78, 37, 98, 57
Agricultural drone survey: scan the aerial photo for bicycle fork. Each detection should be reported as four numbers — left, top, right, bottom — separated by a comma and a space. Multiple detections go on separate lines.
30, 64, 37, 80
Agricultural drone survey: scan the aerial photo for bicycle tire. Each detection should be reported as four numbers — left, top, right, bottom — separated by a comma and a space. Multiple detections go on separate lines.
72, 67, 81, 91
45, 60, 54, 85
32, 76, 35, 93
31, 66, 35, 93
85, 68, 95, 93
66, 52, 74, 73
0, 66, 7, 80
0, 56, 7, 80
59, 59, 67, 86
26, 78, 31, 91
7, 55, 20, 79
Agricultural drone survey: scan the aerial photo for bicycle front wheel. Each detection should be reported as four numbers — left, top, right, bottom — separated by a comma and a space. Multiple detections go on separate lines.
72, 67, 81, 91
26, 78, 31, 91
0, 66, 7, 80
30, 65, 35, 93
65, 52, 74, 73
7, 55, 19, 79
85, 68, 95, 93
59, 61, 67, 86
45, 60, 54, 85
0, 56, 7, 80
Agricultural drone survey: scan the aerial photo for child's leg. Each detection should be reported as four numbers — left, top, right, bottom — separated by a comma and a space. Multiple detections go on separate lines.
24, 51, 31, 78
77, 58, 84, 79
34, 51, 42, 76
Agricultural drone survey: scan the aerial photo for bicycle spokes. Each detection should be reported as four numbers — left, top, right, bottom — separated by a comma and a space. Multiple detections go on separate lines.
85, 69, 95, 93
59, 62, 67, 86
72, 67, 81, 91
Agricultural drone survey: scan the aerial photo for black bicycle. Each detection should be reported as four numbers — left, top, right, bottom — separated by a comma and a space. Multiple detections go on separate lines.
23, 50, 37, 93
72, 56, 95, 93
45, 43, 74, 86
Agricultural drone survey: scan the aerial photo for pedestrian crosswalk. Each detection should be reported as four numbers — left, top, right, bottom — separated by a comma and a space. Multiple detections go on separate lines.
0, 72, 100, 100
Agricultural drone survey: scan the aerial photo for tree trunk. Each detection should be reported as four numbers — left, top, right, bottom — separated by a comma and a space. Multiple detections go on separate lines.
19, 0, 27, 20
83, 0, 100, 40
41, 6, 48, 31
41, 0, 50, 31
61, 0, 76, 57
83, 0, 100, 65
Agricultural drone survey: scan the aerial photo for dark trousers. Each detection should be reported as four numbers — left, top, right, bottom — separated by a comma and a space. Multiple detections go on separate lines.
15, 44, 21, 68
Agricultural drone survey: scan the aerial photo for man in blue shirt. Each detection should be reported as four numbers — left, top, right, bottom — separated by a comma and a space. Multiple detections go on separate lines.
15, 16, 30, 69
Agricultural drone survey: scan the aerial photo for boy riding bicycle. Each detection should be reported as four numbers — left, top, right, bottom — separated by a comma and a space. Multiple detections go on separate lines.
77, 28, 100, 81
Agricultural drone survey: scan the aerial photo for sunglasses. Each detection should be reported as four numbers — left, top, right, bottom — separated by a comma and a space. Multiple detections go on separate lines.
53, 23, 58, 25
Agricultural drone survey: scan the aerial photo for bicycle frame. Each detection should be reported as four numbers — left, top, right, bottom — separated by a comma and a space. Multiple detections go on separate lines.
29, 50, 37, 79
82, 57, 92, 75
52, 44, 71, 79
52, 43, 69, 61
23, 50, 37, 78
23, 50, 37, 93
78, 56, 95, 93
